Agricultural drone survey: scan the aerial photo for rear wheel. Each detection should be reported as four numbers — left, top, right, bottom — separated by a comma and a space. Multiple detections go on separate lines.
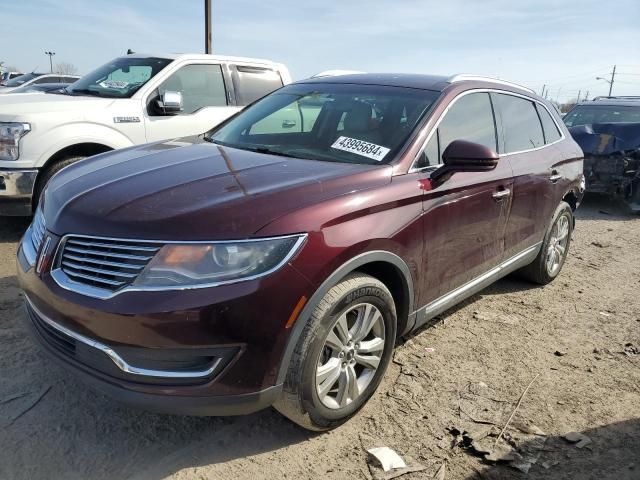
274, 273, 396, 431
519, 201, 573, 284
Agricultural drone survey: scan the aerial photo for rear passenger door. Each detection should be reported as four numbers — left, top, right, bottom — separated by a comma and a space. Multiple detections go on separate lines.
492, 93, 565, 259
229, 65, 284, 106
144, 63, 241, 142
417, 92, 513, 307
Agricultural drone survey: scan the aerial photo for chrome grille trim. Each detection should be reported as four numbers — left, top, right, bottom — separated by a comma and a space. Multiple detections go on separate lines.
57, 235, 162, 293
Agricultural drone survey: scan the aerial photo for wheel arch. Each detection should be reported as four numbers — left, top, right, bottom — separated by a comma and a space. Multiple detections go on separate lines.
31, 142, 115, 211
276, 250, 415, 385
40, 142, 114, 173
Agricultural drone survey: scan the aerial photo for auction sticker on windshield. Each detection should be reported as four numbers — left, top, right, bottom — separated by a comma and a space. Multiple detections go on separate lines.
331, 136, 390, 162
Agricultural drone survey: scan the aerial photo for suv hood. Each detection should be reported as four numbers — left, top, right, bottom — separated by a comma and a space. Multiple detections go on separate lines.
0, 92, 114, 118
43, 137, 390, 240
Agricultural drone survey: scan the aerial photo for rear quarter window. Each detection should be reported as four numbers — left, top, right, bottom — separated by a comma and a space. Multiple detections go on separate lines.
493, 93, 544, 153
537, 104, 562, 143
232, 65, 283, 105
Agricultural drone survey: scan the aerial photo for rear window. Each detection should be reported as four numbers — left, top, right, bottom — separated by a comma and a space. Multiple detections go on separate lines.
232, 65, 283, 105
493, 93, 544, 153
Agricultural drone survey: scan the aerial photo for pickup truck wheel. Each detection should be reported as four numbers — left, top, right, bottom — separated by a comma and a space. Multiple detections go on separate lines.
274, 273, 396, 431
519, 201, 573, 285
33, 156, 85, 210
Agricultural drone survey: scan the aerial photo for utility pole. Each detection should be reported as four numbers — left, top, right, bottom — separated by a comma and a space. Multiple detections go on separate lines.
584, 90, 589, 101
577, 90, 581, 103
609, 65, 616, 96
540, 84, 546, 97
596, 65, 616, 97
44, 51, 55, 72
204, 0, 212, 54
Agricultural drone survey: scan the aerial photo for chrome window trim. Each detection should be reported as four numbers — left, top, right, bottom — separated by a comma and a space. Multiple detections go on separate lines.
25, 294, 221, 379
50, 232, 308, 300
408, 88, 566, 174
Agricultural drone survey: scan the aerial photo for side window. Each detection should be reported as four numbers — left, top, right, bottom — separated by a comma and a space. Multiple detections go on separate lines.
493, 93, 544, 152
427, 92, 497, 166
157, 64, 227, 114
35, 76, 56, 84
233, 66, 283, 105
422, 131, 440, 166
536, 104, 562, 144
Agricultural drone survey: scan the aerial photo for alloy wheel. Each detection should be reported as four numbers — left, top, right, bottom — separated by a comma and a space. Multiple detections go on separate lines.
546, 214, 570, 276
315, 303, 386, 409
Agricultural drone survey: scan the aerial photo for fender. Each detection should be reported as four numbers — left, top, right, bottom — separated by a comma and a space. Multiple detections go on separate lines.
276, 250, 415, 385
35, 123, 136, 168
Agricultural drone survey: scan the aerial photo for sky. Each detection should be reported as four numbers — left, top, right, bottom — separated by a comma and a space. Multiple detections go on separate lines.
1, 0, 639, 103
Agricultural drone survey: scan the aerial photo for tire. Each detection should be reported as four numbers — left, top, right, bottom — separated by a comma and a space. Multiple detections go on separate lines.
274, 273, 397, 431
519, 201, 573, 285
33, 156, 86, 211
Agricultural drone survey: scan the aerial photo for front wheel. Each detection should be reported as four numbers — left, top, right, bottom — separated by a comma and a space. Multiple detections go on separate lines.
274, 273, 397, 431
33, 156, 86, 211
519, 201, 573, 284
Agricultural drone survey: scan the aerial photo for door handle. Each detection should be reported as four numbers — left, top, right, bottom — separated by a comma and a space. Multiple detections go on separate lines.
282, 119, 297, 129
549, 170, 562, 183
492, 188, 511, 201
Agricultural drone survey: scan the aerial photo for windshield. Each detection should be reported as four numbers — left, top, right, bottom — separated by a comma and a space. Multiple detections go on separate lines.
564, 104, 640, 126
3, 73, 43, 87
65, 57, 172, 98
206, 83, 439, 165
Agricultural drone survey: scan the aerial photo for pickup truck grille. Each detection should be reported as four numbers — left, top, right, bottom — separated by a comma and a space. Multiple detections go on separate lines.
31, 209, 47, 252
59, 236, 161, 291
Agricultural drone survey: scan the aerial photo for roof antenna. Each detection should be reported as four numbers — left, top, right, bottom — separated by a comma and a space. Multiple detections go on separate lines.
127, 49, 135, 55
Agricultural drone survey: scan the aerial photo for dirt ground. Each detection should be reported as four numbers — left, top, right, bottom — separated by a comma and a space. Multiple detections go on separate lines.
0, 194, 638, 480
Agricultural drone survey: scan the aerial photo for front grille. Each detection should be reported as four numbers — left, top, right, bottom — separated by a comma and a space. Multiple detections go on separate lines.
31, 209, 46, 252
58, 236, 162, 292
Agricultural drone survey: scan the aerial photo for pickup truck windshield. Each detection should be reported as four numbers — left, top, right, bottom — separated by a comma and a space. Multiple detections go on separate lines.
65, 57, 172, 98
206, 83, 439, 165
564, 104, 640, 127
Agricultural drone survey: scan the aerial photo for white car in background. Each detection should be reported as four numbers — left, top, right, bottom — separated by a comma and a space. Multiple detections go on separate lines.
0, 53, 291, 215
0, 73, 80, 94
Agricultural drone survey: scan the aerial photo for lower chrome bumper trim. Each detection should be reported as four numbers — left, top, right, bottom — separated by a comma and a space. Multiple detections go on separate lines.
24, 295, 221, 379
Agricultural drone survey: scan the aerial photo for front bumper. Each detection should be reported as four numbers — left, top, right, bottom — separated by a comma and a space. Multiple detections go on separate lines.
25, 297, 282, 415
17, 231, 314, 415
0, 168, 38, 215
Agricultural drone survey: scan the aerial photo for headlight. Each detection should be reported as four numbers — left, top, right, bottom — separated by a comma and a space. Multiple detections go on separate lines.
133, 234, 306, 288
0, 122, 30, 160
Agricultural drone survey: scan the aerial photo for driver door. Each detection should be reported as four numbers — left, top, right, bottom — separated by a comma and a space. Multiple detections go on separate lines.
144, 63, 240, 142
415, 92, 514, 313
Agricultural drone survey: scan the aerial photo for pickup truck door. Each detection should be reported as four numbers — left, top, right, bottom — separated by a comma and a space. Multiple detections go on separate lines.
143, 63, 241, 142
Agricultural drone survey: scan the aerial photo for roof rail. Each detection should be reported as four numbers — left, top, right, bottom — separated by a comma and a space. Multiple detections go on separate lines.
448, 74, 535, 94
311, 70, 365, 78
592, 95, 640, 101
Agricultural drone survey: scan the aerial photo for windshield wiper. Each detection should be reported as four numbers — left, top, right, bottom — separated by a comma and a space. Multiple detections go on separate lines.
66, 88, 104, 97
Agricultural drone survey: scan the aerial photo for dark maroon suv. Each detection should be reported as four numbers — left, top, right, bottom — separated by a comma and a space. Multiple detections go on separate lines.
17, 73, 584, 430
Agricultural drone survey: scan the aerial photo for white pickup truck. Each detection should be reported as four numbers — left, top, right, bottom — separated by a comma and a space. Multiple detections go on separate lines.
0, 53, 291, 215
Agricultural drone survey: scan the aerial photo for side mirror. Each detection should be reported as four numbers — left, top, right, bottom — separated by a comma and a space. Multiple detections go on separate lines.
432, 140, 499, 181
156, 90, 183, 115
